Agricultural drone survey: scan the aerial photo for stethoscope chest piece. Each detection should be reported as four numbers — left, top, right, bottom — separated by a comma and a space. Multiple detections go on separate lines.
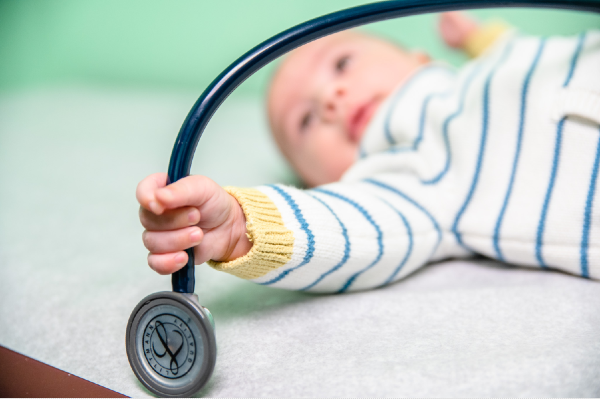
126, 292, 216, 397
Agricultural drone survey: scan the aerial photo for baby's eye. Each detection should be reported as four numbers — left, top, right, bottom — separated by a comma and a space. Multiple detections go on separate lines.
335, 55, 351, 73
299, 111, 313, 132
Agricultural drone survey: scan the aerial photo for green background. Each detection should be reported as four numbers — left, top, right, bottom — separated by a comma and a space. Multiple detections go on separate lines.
1, 0, 599, 95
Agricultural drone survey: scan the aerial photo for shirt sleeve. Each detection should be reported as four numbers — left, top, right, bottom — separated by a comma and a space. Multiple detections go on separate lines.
206, 186, 294, 280
207, 174, 464, 293
463, 21, 510, 58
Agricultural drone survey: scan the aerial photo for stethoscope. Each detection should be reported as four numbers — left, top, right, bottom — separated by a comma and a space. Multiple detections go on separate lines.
125, 0, 600, 396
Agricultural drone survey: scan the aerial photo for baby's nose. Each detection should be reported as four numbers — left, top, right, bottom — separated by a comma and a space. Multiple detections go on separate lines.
321, 84, 346, 121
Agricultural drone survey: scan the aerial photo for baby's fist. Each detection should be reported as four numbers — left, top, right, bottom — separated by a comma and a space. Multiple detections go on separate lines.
136, 173, 252, 275
439, 12, 479, 49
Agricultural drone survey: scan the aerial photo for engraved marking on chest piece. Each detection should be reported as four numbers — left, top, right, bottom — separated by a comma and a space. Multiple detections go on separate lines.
142, 314, 196, 379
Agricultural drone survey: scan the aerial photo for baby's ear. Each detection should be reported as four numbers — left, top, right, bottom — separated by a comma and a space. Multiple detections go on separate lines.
410, 50, 431, 64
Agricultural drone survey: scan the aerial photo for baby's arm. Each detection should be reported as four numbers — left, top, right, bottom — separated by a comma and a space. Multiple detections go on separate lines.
136, 173, 252, 275
206, 174, 456, 293
439, 12, 508, 58
137, 173, 457, 293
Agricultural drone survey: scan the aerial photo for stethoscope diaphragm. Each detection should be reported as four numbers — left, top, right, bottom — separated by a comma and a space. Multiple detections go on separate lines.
126, 292, 216, 397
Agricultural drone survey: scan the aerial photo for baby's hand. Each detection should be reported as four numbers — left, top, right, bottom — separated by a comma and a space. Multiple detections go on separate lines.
439, 12, 480, 49
136, 173, 252, 275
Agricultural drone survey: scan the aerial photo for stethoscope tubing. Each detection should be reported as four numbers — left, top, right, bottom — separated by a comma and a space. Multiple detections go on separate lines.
169, 0, 600, 293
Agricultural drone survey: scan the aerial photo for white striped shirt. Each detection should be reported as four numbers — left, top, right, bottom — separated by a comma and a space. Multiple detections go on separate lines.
251, 31, 600, 293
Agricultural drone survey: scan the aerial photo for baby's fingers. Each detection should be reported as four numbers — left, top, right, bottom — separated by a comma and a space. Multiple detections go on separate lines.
139, 206, 200, 231
136, 172, 168, 214
142, 226, 203, 254
147, 252, 188, 275
155, 175, 220, 211
439, 12, 478, 48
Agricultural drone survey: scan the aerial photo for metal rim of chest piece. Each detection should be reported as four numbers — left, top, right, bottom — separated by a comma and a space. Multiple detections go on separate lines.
126, 292, 216, 397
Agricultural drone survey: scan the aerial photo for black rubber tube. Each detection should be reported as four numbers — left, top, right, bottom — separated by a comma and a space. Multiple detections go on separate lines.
170, 0, 600, 293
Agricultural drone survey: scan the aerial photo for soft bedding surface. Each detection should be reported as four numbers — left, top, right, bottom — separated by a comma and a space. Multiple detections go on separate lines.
0, 88, 599, 397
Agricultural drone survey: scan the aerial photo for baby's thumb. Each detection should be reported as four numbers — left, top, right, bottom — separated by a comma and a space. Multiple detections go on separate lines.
136, 172, 168, 214
154, 175, 217, 211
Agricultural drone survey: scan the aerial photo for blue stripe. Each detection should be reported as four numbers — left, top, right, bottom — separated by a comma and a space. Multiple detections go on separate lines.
536, 32, 586, 268
258, 185, 315, 285
383, 65, 454, 147
358, 145, 367, 159
364, 178, 442, 253
564, 32, 586, 87
421, 62, 484, 185
493, 38, 546, 261
301, 194, 351, 291
377, 198, 414, 286
536, 120, 564, 268
452, 41, 514, 249
313, 188, 383, 293
386, 91, 452, 155
414, 93, 435, 150
580, 128, 600, 279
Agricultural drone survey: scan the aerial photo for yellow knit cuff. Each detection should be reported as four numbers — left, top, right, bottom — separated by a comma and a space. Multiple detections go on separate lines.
207, 187, 294, 280
464, 21, 509, 58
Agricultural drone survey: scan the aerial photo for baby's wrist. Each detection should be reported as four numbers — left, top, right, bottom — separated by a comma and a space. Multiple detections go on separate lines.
212, 193, 253, 262
228, 194, 253, 261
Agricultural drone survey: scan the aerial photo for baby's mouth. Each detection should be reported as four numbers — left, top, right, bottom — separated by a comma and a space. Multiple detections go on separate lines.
347, 98, 379, 143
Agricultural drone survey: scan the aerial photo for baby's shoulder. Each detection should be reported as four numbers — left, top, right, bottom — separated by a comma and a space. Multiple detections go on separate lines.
358, 63, 457, 155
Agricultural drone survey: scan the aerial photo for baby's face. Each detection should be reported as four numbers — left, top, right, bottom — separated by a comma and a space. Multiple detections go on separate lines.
268, 31, 429, 187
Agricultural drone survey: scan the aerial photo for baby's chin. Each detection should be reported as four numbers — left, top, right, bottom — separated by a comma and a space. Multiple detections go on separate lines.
302, 157, 356, 187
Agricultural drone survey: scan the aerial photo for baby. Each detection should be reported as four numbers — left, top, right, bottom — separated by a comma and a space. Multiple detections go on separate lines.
137, 13, 600, 292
